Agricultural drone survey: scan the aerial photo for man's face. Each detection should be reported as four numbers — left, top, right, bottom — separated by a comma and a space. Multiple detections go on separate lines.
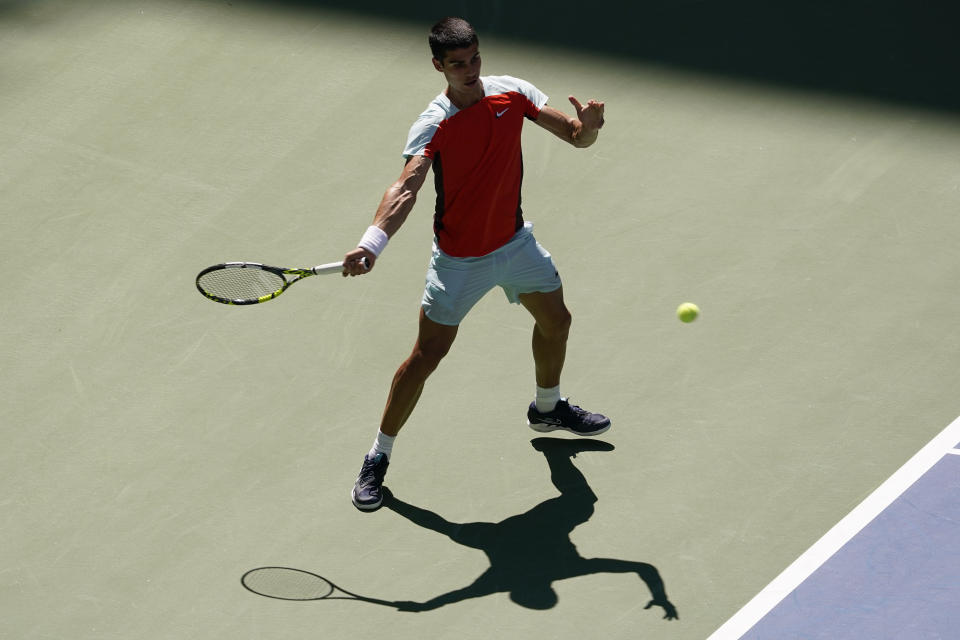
433, 42, 481, 93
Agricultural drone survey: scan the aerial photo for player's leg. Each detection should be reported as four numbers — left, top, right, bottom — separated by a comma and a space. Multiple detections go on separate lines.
497, 229, 567, 409
518, 287, 570, 389
352, 310, 458, 511
519, 288, 610, 436
353, 242, 488, 512
381, 309, 459, 436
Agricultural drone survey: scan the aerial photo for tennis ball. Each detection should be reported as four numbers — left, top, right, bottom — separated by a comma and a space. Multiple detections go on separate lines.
677, 302, 699, 323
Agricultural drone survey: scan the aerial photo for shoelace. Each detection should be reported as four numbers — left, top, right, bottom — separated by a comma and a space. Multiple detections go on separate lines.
563, 400, 589, 416
358, 456, 386, 484
563, 401, 605, 425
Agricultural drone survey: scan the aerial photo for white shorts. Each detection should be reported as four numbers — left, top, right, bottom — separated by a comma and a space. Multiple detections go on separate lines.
422, 222, 563, 326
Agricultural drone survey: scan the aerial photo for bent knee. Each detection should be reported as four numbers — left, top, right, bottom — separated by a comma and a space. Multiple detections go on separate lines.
411, 339, 453, 372
538, 308, 572, 339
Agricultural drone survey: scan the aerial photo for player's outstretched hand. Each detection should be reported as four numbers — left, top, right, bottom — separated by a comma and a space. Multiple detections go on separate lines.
342, 248, 375, 277
568, 95, 605, 132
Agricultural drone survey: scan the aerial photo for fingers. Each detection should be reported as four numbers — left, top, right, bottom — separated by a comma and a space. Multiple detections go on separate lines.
342, 249, 375, 277
591, 101, 605, 129
569, 95, 604, 111
569, 95, 605, 128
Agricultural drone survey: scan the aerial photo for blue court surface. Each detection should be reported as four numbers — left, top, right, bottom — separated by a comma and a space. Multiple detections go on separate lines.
710, 416, 960, 639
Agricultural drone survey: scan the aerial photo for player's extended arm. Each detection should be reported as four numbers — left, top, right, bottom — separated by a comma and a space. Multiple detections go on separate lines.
534, 96, 605, 148
343, 154, 433, 276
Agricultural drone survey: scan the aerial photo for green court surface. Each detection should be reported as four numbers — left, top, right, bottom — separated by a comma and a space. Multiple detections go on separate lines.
3, 2, 959, 638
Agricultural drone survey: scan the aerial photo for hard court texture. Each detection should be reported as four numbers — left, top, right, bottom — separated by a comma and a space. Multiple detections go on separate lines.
2, 2, 959, 639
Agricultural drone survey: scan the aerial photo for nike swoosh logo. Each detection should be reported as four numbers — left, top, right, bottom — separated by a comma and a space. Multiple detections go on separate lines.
496, 108, 509, 118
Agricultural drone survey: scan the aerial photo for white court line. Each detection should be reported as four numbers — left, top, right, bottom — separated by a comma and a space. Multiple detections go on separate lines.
708, 415, 960, 640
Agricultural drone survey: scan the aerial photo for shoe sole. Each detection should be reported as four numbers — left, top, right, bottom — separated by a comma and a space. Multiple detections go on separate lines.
527, 420, 611, 436
351, 488, 383, 512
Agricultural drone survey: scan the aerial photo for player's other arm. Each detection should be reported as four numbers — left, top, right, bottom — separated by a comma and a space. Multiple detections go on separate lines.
343, 154, 432, 276
534, 96, 605, 148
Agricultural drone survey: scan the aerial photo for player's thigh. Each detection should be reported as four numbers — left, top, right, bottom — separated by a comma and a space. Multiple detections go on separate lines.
519, 287, 571, 335
412, 308, 459, 362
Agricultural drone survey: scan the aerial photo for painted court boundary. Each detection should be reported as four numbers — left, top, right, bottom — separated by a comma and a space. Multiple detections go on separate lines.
708, 415, 960, 640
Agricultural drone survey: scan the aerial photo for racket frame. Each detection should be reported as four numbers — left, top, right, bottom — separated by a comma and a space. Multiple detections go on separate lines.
196, 260, 345, 305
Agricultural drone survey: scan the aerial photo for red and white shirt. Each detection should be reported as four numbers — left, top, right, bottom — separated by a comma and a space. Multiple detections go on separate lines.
403, 76, 548, 257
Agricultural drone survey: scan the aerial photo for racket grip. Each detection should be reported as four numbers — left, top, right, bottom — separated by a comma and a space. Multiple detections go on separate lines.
313, 257, 370, 275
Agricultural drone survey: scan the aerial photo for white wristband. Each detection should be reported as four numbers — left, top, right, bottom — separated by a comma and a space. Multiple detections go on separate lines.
357, 225, 389, 257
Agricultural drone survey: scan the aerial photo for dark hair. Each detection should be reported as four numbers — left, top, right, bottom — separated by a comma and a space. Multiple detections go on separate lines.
429, 17, 478, 62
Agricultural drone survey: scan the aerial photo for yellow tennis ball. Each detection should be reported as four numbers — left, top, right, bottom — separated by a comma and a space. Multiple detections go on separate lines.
677, 302, 699, 323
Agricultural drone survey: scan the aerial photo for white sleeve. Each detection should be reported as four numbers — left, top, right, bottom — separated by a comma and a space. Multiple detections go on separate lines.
484, 75, 549, 110
402, 97, 455, 158
402, 114, 439, 158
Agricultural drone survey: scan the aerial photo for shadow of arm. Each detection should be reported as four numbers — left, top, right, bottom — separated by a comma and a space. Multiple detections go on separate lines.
582, 558, 678, 620
636, 563, 678, 620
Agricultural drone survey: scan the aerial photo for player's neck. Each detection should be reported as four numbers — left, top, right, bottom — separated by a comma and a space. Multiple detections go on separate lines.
445, 84, 484, 111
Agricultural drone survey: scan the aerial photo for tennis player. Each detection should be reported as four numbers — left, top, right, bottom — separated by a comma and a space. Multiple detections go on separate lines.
342, 17, 609, 511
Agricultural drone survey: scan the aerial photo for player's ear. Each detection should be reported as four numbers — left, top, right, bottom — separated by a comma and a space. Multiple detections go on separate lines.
432, 57, 443, 72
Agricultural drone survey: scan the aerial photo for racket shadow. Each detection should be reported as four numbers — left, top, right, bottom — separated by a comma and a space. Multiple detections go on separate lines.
382, 437, 678, 619
241, 566, 396, 607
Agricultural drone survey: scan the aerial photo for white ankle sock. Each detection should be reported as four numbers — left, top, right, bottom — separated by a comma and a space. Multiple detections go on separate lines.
535, 385, 561, 413
369, 431, 395, 460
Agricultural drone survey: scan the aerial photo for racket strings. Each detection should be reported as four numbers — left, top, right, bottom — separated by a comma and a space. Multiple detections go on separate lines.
242, 568, 335, 600
198, 267, 286, 302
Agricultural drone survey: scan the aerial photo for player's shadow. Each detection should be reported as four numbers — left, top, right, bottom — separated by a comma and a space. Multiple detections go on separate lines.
384, 437, 677, 619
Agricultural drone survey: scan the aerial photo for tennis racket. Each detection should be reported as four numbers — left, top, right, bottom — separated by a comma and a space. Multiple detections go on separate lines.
196, 258, 368, 305
241, 567, 394, 606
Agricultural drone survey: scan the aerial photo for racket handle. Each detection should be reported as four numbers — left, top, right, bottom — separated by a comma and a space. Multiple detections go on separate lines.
313, 257, 370, 275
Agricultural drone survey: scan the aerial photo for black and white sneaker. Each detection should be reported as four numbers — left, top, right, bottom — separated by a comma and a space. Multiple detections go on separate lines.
351, 453, 389, 511
526, 399, 611, 436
